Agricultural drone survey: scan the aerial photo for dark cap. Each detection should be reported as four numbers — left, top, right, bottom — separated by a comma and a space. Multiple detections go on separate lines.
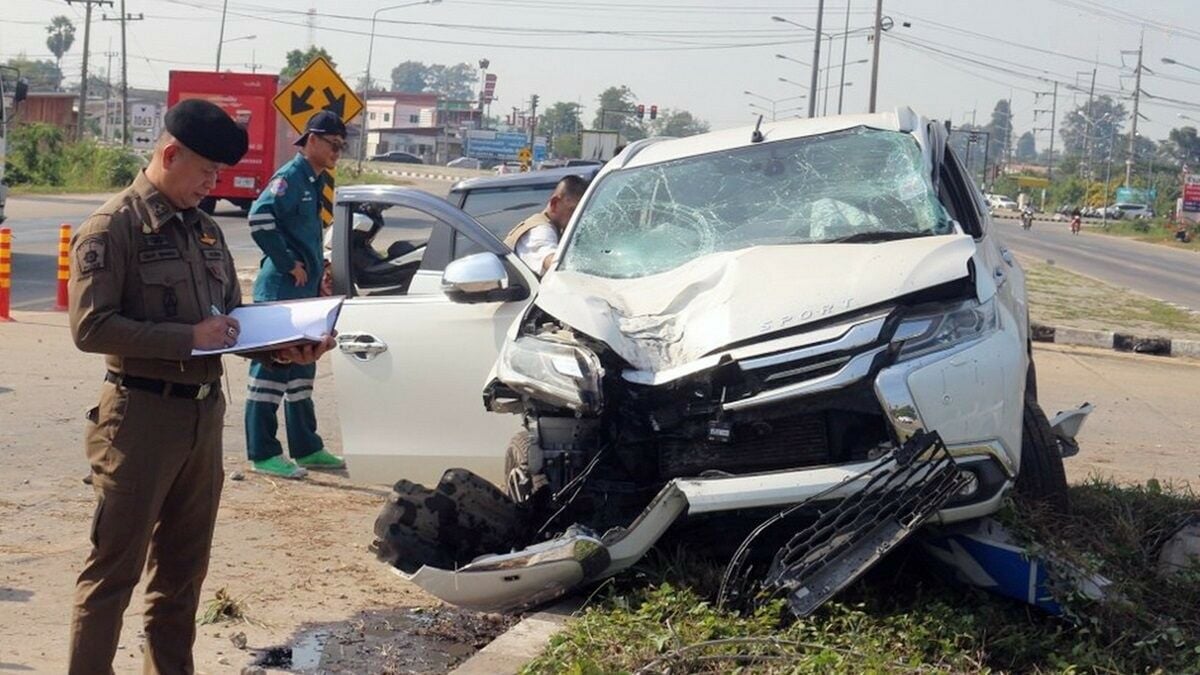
294, 110, 347, 147
164, 99, 249, 166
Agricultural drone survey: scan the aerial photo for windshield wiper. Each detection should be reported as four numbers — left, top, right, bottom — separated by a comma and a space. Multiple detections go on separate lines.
819, 230, 931, 244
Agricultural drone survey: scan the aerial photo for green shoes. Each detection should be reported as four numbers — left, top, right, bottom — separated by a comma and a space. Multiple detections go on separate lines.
251, 456, 308, 479
295, 449, 346, 471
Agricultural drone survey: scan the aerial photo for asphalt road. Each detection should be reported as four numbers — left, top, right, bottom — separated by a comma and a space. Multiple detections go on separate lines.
3, 188, 446, 309
992, 217, 1200, 311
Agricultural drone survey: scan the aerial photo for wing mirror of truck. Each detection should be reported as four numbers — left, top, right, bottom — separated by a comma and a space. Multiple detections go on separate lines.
442, 252, 528, 304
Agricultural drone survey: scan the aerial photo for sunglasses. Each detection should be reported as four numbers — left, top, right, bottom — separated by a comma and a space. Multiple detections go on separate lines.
317, 135, 346, 153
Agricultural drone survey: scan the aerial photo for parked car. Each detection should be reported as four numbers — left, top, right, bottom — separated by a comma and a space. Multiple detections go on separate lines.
987, 194, 1020, 211
447, 157, 482, 169
1112, 202, 1153, 219
371, 151, 425, 164
353, 109, 1091, 613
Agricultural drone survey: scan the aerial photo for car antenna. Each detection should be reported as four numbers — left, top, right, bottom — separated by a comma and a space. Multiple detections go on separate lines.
751, 115, 765, 143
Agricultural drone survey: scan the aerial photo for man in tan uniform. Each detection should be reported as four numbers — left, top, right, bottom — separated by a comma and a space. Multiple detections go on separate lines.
502, 174, 587, 275
67, 99, 334, 674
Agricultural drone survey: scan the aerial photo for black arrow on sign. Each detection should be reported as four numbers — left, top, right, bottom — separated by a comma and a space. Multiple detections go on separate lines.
321, 87, 346, 118
290, 86, 316, 115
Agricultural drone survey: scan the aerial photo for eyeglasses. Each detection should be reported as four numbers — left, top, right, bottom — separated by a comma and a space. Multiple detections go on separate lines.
317, 135, 346, 153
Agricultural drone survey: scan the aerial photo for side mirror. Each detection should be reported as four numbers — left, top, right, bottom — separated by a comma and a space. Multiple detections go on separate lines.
442, 252, 527, 304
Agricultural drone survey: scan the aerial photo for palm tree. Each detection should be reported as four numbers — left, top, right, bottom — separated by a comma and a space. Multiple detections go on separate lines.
46, 16, 75, 91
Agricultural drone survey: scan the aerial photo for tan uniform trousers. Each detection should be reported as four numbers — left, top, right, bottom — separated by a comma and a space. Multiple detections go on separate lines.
69, 381, 225, 675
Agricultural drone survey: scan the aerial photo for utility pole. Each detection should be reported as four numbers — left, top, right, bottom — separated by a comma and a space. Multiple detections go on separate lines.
807, 0, 825, 118
868, 0, 883, 113
837, 0, 851, 114
1082, 67, 1096, 180
245, 50, 261, 74
102, 41, 117, 141
101, 3, 142, 145
66, 0, 113, 141
528, 94, 539, 156
1125, 32, 1144, 186
216, 0, 229, 72
1033, 81, 1058, 185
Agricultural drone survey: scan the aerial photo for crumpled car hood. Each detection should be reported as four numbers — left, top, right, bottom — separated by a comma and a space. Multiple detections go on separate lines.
535, 234, 978, 372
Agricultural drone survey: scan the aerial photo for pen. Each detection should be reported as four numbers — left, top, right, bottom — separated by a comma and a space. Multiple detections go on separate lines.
210, 304, 222, 316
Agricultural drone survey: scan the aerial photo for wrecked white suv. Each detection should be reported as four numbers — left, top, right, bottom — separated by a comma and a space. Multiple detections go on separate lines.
368, 109, 1082, 614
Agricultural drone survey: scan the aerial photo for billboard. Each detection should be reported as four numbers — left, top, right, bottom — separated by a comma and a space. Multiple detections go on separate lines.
1183, 174, 1200, 213
465, 129, 546, 161
481, 74, 497, 104
1114, 186, 1156, 205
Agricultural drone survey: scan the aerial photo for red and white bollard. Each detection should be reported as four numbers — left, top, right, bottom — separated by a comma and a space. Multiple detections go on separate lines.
0, 227, 12, 321
55, 223, 70, 311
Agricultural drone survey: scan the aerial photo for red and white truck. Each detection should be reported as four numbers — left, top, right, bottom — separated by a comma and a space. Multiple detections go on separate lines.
167, 70, 295, 214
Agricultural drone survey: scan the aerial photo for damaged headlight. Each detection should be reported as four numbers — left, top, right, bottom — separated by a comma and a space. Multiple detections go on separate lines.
893, 297, 998, 361
496, 335, 605, 414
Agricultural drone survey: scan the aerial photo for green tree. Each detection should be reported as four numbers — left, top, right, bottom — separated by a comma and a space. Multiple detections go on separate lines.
390, 61, 428, 92
1165, 126, 1200, 168
281, 46, 334, 79
650, 109, 709, 138
1060, 95, 1127, 170
553, 134, 581, 158
592, 85, 645, 141
1015, 131, 1036, 162
426, 63, 477, 100
985, 98, 1012, 172
540, 101, 582, 136
4, 56, 62, 91
45, 15, 75, 90
5, 122, 65, 185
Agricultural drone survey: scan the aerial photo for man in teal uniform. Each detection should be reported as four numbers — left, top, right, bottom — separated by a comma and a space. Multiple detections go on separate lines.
245, 110, 346, 478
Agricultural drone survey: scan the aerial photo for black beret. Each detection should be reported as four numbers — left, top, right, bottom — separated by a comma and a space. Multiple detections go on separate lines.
164, 99, 249, 165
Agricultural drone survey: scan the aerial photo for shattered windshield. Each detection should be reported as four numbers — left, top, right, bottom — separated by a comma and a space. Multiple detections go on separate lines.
560, 126, 954, 279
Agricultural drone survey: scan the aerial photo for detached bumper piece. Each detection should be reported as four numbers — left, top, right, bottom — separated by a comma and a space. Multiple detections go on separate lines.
380, 432, 970, 614
719, 430, 969, 617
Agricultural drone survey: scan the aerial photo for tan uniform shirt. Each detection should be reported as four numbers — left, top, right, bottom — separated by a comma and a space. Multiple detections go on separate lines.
68, 171, 242, 385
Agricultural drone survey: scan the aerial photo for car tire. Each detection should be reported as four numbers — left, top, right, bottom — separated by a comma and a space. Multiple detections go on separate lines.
504, 431, 548, 506
198, 197, 217, 215
1015, 397, 1069, 513
1025, 355, 1039, 402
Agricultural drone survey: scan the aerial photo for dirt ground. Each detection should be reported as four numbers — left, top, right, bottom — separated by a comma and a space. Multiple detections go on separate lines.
1, 312, 1197, 673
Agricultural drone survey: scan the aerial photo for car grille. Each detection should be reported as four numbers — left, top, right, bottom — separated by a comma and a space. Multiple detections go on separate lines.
658, 413, 830, 477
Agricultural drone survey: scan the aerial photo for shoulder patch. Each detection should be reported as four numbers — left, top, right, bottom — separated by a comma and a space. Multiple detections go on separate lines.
269, 177, 288, 197
76, 234, 108, 275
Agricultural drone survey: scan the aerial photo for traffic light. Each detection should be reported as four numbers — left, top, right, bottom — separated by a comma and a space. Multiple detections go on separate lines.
636, 104, 645, 120
649, 105, 657, 120
531, 94, 539, 108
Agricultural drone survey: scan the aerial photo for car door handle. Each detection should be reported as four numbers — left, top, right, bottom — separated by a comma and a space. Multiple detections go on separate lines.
337, 333, 389, 361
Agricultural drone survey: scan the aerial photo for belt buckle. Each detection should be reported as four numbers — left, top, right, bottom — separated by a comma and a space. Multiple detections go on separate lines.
195, 383, 212, 400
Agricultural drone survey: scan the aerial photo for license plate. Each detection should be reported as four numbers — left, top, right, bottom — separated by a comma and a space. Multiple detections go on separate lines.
233, 176, 256, 189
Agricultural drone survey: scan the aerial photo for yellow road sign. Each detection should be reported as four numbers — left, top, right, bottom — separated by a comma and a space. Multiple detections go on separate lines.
518, 147, 532, 165
273, 56, 364, 134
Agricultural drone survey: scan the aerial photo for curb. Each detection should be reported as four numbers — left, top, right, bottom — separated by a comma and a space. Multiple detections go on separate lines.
1032, 321, 1200, 358
450, 600, 581, 675
372, 168, 463, 182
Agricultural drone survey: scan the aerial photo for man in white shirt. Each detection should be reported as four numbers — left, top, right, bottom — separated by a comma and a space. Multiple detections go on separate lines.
502, 174, 588, 275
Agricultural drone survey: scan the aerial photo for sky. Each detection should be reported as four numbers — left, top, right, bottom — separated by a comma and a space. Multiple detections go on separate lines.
3, 0, 1200, 149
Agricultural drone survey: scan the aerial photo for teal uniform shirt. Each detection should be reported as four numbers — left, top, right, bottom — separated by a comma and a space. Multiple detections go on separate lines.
248, 153, 326, 301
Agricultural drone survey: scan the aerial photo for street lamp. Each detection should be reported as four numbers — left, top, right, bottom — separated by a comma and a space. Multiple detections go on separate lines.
771, 14, 868, 116
1162, 57, 1200, 75
745, 90, 806, 121
360, 0, 443, 169
773, 13, 827, 118
215, 34, 255, 72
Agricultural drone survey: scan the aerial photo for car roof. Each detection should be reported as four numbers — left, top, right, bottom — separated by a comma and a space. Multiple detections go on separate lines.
619, 108, 921, 169
449, 164, 602, 193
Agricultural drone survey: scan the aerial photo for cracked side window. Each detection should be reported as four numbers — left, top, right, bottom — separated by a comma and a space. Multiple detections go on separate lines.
561, 126, 953, 279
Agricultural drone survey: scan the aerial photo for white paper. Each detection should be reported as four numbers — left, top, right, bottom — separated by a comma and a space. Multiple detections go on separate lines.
191, 296, 343, 356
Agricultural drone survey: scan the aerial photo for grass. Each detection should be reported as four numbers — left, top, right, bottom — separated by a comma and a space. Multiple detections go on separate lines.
524, 479, 1200, 674
197, 587, 254, 626
1021, 258, 1200, 339
1082, 220, 1199, 252
8, 184, 116, 196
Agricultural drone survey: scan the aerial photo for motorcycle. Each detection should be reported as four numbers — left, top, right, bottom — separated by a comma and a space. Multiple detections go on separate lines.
1021, 209, 1034, 230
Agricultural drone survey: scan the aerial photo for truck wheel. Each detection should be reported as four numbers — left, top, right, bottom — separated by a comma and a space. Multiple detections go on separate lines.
1015, 398, 1069, 512
504, 431, 548, 506
198, 197, 217, 215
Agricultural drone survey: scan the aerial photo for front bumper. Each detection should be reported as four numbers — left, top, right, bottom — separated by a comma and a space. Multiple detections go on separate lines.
397, 446, 999, 612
